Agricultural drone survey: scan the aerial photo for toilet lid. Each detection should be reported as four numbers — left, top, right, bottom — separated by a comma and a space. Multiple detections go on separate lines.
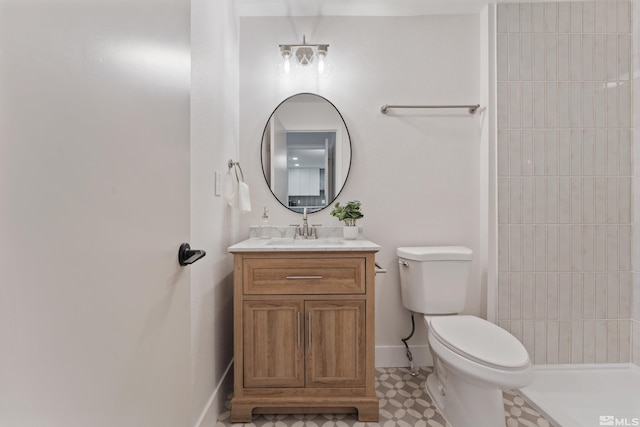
429, 316, 530, 370
397, 246, 473, 261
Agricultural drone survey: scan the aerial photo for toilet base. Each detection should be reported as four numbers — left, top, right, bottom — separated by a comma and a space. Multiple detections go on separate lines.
425, 370, 506, 427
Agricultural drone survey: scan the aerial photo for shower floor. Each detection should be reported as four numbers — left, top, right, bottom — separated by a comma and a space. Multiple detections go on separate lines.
519, 364, 640, 427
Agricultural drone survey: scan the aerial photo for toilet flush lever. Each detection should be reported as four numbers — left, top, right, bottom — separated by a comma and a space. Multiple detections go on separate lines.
399, 260, 409, 267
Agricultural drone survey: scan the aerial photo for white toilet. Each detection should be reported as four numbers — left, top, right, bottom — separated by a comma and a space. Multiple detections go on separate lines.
397, 246, 533, 427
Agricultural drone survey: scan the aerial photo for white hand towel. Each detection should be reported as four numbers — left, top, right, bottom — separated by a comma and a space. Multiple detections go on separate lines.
237, 181, 252, 212
224, 169, 252, 212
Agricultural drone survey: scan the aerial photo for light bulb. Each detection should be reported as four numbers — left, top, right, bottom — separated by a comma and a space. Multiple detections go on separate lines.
277, 45, 296, 79
317, 55, 325, 75
314, 45, 332, 78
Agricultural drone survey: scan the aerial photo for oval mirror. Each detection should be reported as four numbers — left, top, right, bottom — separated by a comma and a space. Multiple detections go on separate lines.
261, 93, 352, 214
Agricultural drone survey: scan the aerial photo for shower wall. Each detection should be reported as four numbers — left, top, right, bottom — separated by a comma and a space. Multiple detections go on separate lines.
496, 1, 633, 364
633, 0, 640, 366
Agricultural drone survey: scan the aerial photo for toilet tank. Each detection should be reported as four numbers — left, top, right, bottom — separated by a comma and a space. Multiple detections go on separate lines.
397, 246, 473, 315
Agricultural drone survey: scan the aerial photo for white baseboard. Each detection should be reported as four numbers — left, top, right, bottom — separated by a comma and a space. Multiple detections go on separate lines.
194, 359, 234, 427
375, 344, 433, 368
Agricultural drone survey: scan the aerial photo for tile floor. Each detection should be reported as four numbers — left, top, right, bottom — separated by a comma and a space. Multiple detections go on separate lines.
215, 367, 556, 427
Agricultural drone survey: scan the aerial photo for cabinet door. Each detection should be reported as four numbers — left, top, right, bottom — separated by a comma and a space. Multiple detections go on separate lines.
305, 300, 366, 388
288, 168, 301, 196
288, 168, 320, 196
243, 300, 304, 388
300, 168, 320, 196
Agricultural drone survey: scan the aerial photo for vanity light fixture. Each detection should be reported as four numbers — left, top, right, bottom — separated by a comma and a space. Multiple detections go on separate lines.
278, 35, 332, 78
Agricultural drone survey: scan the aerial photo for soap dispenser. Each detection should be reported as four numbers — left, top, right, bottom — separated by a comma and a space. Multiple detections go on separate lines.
259, 207, 271, 239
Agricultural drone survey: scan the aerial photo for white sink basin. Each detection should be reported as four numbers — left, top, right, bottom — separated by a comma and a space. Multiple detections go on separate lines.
266, 238, 345, 246
228, 237, 380, 253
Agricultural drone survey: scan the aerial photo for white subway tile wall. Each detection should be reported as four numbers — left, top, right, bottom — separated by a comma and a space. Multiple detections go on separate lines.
497, 1, 635, 364
633, 0, 640, 366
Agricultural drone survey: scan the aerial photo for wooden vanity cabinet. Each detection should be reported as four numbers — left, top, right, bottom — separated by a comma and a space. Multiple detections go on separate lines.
230, 251, 379, 422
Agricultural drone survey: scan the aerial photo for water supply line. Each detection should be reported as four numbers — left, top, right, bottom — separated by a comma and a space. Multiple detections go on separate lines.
401, 312, 419, 376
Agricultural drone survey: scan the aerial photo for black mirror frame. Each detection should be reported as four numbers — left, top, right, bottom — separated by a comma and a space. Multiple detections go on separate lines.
260, 92, 352, 214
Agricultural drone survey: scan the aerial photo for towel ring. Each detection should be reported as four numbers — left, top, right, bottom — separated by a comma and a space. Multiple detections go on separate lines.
228, 159, 245, 183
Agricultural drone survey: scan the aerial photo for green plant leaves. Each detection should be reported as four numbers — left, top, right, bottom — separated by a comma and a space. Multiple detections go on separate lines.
329, 200, 364, 223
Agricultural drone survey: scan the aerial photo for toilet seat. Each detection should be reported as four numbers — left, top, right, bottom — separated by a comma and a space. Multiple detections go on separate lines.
429, 315, 530, 371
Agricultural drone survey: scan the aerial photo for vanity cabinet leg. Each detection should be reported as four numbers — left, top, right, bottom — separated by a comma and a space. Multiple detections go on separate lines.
356, 401, 380, 422
230, 403, 254, 423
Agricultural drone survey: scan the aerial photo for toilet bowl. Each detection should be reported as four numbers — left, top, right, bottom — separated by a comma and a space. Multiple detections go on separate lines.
427, 315, 532, 388
425, 315, 533, 427
397, 246, 533, 427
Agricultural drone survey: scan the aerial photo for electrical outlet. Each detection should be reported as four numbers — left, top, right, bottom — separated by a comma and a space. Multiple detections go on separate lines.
215, 171, 222, 196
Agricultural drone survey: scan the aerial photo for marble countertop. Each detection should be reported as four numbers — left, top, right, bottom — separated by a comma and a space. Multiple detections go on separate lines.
228, 237, 381, 253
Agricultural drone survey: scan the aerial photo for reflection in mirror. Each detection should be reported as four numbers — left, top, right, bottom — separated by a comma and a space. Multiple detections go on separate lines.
261, 93, 351, 213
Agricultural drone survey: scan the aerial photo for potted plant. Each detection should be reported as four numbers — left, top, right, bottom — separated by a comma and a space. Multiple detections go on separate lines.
330, 200, 363, 239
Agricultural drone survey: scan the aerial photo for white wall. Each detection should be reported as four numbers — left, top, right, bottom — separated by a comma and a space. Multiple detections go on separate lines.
238, 15, 485, 366
633, 0, 640, 366
191, 0, 239, 424
0, 0, 192, 425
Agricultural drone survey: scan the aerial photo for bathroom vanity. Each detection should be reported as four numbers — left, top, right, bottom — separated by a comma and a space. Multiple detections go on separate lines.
227, 238, 380, 422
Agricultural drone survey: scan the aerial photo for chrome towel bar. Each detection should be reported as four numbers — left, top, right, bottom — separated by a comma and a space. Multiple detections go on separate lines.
381, 104, 480, 114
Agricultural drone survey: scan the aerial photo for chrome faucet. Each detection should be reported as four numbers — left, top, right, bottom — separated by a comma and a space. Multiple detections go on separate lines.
293, 207, 318, 239
302, 207, 309, 237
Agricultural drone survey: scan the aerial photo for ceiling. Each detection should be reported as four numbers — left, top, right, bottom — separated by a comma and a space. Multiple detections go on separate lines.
232, 0, 568, 17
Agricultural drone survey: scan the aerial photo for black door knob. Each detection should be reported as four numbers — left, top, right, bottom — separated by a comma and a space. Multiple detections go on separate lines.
178, 243, 206, 266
